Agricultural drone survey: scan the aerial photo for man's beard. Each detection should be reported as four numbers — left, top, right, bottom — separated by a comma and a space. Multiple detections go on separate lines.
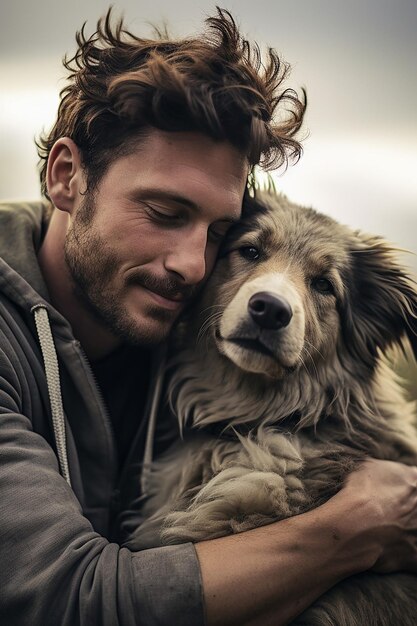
64, 195, 197, 346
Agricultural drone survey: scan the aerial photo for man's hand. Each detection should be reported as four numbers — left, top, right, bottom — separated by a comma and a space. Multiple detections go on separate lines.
197, 457, 417, 626
339, 458, 417, 574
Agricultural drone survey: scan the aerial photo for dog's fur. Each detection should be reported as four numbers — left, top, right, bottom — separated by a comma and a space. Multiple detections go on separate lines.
129, 191, 417, 625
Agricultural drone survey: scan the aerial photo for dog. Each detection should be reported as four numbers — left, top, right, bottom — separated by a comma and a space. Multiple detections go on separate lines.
128, 190, 417, 625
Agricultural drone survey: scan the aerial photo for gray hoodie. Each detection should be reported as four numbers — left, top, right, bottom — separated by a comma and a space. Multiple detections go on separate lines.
0, 201, 205, 625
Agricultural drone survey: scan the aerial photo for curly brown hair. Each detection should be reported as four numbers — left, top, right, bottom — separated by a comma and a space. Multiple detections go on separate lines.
37, 7, 306, 198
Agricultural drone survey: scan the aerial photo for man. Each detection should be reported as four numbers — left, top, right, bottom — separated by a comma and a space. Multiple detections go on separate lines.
1, 8, 416, 626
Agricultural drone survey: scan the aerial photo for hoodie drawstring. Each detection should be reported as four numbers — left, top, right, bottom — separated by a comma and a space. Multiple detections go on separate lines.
32, 304, 166, 493
32, 305, 71, 487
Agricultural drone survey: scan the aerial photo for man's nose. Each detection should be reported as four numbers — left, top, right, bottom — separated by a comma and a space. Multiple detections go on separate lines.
164, 227, 208, 285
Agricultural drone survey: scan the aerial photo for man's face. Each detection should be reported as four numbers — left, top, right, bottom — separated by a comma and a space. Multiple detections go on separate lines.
64, 130, 248, 345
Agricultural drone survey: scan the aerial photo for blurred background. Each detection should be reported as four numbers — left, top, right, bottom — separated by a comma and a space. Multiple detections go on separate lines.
1, 0, 416, 247
1, 0, 417, 391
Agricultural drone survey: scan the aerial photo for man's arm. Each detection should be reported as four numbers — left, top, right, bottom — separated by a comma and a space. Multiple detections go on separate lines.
0, 346, 204, 626
196, 459, 417, 626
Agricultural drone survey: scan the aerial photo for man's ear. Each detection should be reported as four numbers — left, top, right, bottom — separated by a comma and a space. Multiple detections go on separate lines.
46, 138, 85, 213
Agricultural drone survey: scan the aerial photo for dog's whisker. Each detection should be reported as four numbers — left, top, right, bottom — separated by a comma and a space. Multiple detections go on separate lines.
196, 306, 226, 342
300, 346, 320, 382
196, 311, 223, 346
201, 310, 223, 330
304, 339, 325, 361
196, 321, 216, 346
297, 353, 308, 375
201, 304, 226, 314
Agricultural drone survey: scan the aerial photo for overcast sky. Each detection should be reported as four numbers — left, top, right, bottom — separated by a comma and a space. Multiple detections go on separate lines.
1, 0, 416, 266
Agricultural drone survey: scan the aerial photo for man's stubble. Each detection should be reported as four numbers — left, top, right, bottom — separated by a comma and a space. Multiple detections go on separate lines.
63, 195, 182, 347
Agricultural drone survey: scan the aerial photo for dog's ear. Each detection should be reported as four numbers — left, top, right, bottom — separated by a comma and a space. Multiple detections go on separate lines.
339, 234, 417, 368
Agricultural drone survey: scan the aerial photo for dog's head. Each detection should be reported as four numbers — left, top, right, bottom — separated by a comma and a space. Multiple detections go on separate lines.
193, 191, 417, 382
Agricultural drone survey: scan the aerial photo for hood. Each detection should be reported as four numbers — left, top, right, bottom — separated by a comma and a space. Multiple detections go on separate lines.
0, 201, 83, 379
0, 200, 51, 302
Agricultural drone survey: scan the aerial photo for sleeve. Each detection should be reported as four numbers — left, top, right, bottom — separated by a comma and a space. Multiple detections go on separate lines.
0, 346, 206, 626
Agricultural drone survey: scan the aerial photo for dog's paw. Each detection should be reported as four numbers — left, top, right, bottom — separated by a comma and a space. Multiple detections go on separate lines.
160, 466, 307, 543
161, 508, 231, 544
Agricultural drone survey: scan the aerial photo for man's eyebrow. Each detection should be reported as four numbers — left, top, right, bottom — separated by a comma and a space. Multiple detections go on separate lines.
133, 188, 241, 223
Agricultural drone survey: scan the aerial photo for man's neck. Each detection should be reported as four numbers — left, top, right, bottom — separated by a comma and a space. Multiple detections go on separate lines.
38, 208, 121, 361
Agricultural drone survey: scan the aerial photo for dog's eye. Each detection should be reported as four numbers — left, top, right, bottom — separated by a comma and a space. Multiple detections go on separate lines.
312, 277, 334, 294
239, 246, 260, 261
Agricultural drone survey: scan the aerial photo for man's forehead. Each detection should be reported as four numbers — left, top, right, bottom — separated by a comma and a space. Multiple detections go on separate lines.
115, 130, 248, 219
131, 128, 248, 176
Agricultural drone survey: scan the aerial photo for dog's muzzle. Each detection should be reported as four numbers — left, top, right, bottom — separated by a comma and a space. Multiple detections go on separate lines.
248, 291, 293, 330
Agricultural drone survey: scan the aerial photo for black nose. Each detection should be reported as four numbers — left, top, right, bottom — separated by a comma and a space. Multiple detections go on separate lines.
248, 291, 293, 330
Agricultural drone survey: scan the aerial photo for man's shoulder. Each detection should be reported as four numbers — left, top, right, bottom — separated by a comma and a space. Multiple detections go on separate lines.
0, 199, 52, 254
0, 199, 52, 304
0, 198, 51, 225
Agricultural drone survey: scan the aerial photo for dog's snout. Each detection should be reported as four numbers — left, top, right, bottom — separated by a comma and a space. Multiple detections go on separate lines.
248, 292, 293, 330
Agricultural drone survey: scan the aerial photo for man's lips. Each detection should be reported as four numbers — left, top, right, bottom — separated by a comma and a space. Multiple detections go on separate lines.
127, 271, 197, 310
141, 285, 187, 310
